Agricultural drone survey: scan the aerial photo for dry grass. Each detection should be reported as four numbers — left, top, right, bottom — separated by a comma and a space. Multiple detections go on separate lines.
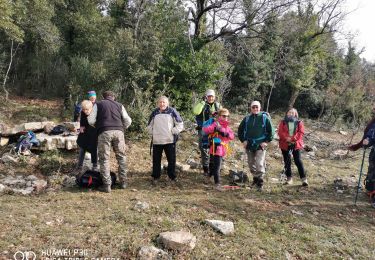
0, 97, 375, 259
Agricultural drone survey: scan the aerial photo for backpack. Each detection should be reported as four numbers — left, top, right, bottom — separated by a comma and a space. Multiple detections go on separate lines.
76, 170, 117, 188
201, 118, 215, 149
49, 125, 67, 135
73, 103, 82, 122
229, 169, 249, 184
15, 131, 40, 154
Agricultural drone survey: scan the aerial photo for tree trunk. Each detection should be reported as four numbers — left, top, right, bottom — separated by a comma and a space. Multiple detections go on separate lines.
266, 73, 277, 113
2, 40, 16, 101
288, 89, 300, 108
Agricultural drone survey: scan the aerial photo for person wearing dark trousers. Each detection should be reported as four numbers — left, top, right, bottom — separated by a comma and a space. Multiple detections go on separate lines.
203, 108, 234, 191
281, 146, 306, 183
278, 108, 307, 186
152, 143, 176, 180
147, 96, 184, 185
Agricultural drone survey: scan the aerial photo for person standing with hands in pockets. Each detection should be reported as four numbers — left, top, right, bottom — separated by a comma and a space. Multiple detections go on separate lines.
238, 101, 274, 191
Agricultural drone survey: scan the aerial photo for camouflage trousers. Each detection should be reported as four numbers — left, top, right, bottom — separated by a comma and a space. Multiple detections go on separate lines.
98, 130, 127, 185
198, 130, 210, 167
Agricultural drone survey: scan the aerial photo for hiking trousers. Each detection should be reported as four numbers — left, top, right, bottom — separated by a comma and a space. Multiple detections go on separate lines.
152, 143, 176, 180
281, 149, 306, 179
98, 130, 127, 185
246, 149, 266, 179
209, 155, 223, 184
198, 130, 210, 168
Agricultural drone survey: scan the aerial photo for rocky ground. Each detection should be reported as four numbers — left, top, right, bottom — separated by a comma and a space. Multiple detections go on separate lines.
0, 96, 374, 259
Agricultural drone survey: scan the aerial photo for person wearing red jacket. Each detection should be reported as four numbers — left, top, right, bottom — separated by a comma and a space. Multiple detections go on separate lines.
278, 108, 307, 186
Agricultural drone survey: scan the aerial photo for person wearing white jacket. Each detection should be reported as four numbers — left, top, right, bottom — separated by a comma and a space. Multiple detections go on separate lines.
147, 96, 184, 184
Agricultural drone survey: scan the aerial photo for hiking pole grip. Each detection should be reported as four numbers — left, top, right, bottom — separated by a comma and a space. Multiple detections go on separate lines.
354, 148, 367, 205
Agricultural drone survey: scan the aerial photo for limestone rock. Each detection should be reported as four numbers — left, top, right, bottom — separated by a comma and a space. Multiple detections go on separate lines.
1, 153, 18, 163
331, 149, 348, 160
135, 201, 150, 211
157, 231, 196, 251
33, 179, 48, 192
0, 184, 6, 193
205, 219, 234, 235
13, 187, 34, 195
35, 133, 78, 151
1, 121, 55, 136
187, 159, 200, 169
137, 246, 169, 260
176, 162, 190, 172
0, 136, 9, 146
63, 176, 77, 188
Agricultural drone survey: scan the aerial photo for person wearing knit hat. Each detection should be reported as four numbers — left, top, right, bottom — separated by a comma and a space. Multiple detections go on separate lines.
238, 100, 275, 191
193, 89, 221, 176
87, 90, 97, 103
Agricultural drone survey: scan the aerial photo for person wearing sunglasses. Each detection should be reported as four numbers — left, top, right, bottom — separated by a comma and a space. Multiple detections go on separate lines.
238, 101, 275, 191
202, 108, 234, 191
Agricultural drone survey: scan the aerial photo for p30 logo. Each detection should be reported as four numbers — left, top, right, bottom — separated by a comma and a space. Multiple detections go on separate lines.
13, 251, 36, 260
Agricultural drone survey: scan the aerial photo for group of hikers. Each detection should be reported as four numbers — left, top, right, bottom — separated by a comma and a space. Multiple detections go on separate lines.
75, 89, 310, 193
75, 88, 375, 208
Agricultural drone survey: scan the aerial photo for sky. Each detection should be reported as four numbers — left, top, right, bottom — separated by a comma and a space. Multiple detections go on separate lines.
341, 0, 375, 61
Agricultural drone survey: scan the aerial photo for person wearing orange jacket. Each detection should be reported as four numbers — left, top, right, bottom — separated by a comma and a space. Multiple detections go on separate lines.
278, 108, 308, 186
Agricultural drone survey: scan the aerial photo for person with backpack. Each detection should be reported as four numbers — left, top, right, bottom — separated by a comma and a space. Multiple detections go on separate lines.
147, 96, 184, 185
238, 101, 275, 190
76, 100, 98, 172
193, 89, 221, 176
278, 108, 308, 186
202, 108, 234, 191
87, 91, 132, 193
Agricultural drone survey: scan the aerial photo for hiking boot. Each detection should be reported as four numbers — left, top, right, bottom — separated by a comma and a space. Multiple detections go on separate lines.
256, 178, 264, 191
204, 175, 212, 184
251, 177, 259, 186
215, 184, 224, 192
203, 166, 209, 176
301, 178, 308, 187
285, 177, 293, 185
119, 182, 127, 189
98, 184, 111, 193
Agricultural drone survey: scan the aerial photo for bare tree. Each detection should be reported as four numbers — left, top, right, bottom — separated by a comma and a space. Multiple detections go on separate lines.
187, 0, 298, 49
2, 40, 20, 101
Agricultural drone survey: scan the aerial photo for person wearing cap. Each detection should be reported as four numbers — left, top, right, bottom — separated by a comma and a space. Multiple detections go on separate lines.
88, 90, 132, 193
193, 89, 221, 176
87, 90, 97, 104
238, 100, 274, 190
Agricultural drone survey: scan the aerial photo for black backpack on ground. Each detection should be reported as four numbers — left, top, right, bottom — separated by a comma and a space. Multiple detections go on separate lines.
76, 170, 116, 188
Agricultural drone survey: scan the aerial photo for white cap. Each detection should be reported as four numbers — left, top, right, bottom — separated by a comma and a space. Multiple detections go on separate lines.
250, 101, 261, 107
205, 89, 215, 97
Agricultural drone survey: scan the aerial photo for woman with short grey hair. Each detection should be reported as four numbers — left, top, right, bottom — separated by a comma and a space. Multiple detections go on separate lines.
147, 96, 184, 185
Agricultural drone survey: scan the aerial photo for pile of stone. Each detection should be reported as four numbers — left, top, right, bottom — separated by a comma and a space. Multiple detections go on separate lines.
0, 174, 47, 195
0, 121, 80, 151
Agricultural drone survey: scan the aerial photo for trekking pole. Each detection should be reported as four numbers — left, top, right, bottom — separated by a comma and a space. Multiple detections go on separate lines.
354, 148, 367, 205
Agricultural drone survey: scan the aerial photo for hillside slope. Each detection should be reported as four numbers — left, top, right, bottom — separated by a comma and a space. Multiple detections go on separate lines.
0, 97, 374, 259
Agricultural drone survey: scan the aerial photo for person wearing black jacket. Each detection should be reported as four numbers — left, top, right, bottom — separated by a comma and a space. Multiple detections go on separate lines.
76, 100, 98, 172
